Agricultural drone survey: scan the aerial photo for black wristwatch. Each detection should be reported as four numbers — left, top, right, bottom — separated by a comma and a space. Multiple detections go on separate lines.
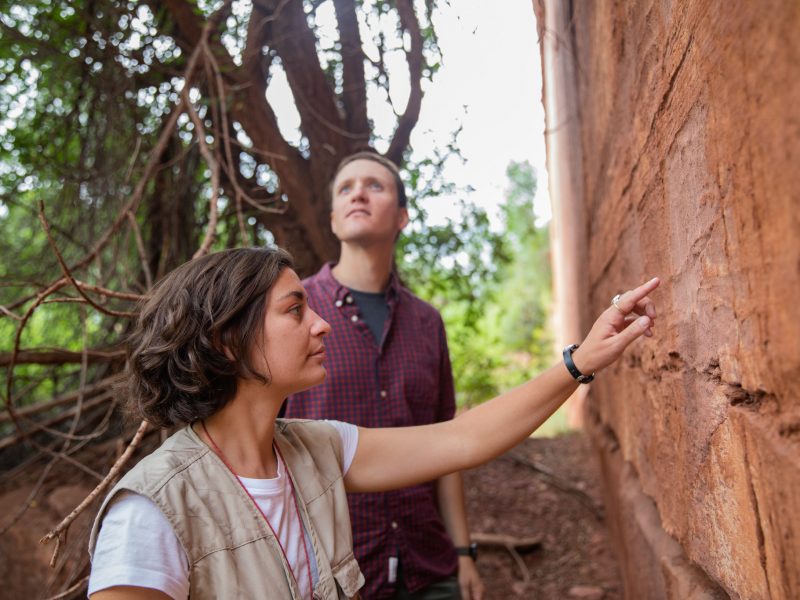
563, 344, 594, 383
455, 543, 478, 561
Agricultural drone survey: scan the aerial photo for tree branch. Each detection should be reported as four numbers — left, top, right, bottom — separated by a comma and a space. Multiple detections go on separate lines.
38, 203, 137, 319
386, 0, 424, 165
40, 420, 150, 565
255, 0, 349, 153
0, 348, 125, 368
0, 392, 115, 452
333, 0, 370, 144
0, 373, 125, 424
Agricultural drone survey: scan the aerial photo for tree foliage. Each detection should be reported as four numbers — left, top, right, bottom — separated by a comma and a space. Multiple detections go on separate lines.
401, 161, 552, 406
0, 2, 446, 588
0, 0, 444, 412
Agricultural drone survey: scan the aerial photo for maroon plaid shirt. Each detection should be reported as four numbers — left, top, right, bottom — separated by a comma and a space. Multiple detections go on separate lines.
284, 263, 458, 599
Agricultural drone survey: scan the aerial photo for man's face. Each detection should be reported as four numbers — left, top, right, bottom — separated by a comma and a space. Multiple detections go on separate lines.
330, 159, 409, 245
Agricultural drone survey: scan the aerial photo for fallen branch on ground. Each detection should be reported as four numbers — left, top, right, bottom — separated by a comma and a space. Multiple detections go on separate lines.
471, 531, 542, 584
471, 531, 542, 553
504, 451, 605, 521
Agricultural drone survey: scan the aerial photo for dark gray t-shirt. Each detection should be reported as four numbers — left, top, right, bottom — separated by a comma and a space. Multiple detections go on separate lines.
349, 288, 389, 345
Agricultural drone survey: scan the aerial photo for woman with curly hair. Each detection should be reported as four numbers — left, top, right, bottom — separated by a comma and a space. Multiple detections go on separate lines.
87, 246, 659, 600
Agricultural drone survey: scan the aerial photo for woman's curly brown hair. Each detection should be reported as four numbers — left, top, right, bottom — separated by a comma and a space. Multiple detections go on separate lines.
126, 247, 293, 427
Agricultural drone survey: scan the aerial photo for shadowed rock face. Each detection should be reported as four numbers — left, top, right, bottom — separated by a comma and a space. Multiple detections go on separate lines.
536, 0, 800, 598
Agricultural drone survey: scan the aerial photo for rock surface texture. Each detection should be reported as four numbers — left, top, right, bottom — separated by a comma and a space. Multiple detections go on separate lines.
534, 1, 799, 598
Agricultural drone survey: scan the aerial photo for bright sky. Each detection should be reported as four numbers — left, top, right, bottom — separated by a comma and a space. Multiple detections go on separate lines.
408, 0, 550, 228
267, 0, 549, 229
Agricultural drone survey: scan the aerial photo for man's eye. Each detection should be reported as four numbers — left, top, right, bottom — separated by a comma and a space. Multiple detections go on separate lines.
370, 182, 383, 190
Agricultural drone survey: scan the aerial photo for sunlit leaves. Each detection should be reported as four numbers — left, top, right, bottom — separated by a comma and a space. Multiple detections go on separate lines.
399, 161, 552, 406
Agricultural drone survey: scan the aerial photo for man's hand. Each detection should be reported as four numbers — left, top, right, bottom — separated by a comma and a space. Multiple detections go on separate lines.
457, 555, 485, 600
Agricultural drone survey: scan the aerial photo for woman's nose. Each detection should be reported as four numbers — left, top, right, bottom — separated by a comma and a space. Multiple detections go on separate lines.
311, 310, 331, 337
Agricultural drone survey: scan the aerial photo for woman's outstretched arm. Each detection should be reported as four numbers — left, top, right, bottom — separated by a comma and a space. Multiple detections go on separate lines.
345, 277, 659, 493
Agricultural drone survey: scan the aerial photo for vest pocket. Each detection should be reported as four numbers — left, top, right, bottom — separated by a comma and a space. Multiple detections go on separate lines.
331, 554, 365, 599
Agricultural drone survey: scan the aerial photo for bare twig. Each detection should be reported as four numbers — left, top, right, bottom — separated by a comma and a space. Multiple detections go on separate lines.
0, 392, 114, 451
0, 303, 23, 320
124, 137, 142, 184
73, 281, 144, 301
181, 94, 221, 259
59, 308, 89, 454
126, 211, 153, 289
45, 518, 91, 598
41, 420, 150, 564
41, 298, 90, 305
5, 278, 69, 432
49, 533, 64, 568
0, 373, 124, 424
0, 460, 56, 536
38, 446, 105, 481
44, 575, 89, 600
508, 545, 532, 584
0, 348, 125, 367
38, 202, 137, 319
203, 43, 249, 244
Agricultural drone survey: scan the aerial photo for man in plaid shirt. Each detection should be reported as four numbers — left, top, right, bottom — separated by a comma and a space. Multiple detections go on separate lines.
284, 152, 484, 600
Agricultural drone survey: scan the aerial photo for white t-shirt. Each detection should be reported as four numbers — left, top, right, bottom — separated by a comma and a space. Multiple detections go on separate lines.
88, 421, 359, 600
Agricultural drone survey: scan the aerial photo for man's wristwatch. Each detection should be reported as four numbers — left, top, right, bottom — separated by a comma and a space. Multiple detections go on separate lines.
455, 543, 478, 561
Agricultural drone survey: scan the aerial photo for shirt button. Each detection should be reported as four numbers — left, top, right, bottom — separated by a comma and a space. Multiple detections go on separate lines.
391, 521, 398, 530
335, 300, 343, 308
351, 315, 359, 322
346, 296, 354, 304
380, 390, 387, 398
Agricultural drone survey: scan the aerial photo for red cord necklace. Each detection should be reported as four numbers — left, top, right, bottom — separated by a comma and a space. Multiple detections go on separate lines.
200, 421, 314, 598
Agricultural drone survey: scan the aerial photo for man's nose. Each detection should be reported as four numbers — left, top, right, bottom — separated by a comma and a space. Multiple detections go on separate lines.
349, 182, 367, 202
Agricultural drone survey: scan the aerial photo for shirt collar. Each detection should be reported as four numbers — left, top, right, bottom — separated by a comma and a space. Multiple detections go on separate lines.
317, 262, 401, 302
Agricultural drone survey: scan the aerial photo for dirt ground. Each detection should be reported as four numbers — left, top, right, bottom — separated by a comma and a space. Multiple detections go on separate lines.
0, 431, 621, 599
464, 432, 622, 599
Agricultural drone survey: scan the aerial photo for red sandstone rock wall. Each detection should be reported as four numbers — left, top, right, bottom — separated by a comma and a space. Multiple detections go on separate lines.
536, 1, 800, 598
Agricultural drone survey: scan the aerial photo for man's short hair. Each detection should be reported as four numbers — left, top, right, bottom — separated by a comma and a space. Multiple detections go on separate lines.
329, 151, 408, 208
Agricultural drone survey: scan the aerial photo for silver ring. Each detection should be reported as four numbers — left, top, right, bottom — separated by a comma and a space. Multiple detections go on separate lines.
612, 293, 624, 313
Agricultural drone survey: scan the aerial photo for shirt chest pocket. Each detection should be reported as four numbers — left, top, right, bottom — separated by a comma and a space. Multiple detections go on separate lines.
396, 348, 440, 422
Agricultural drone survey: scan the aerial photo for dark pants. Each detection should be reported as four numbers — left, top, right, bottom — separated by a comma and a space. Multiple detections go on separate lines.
392, 571, 461, 600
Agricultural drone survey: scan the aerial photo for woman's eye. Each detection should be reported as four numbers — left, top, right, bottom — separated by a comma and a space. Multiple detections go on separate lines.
339, 185, 351, 194
370, 182, 383, 190
289, 305, 302, 316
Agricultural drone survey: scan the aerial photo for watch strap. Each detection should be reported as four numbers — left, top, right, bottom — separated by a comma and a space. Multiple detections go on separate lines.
455, 543, 478, 561
563, 344, 594, 384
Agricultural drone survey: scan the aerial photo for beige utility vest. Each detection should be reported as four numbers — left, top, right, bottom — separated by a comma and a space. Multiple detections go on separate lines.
89, 419, 364, 599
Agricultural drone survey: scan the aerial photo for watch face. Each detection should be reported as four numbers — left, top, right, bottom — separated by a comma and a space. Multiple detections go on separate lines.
456, 544, 478, 560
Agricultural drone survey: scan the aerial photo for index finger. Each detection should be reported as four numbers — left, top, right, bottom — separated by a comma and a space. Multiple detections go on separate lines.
619, 277, 660, 313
